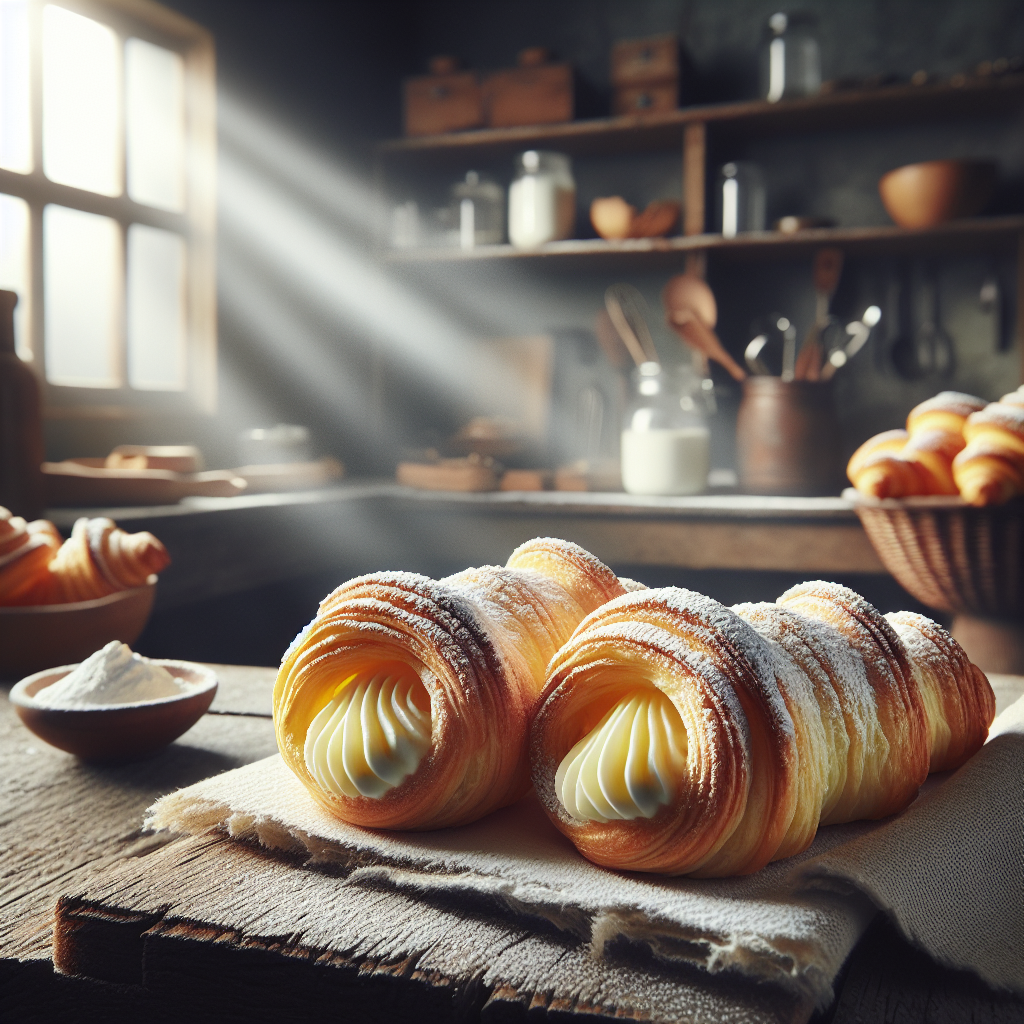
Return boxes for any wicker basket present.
[845,489,1024,618]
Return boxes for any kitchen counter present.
[46,482,885,610]
[2,668,1021,1024]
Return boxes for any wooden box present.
[612,81,680,115]
[611,34,680,86]
[483,63,573,128]
[610,34,680,116]
[404,70,483,137]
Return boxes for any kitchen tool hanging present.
[663,274,747,381]
[605,284,659,366]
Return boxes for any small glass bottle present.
[452,171,505,249]
[621,361,712,496]
[719,161,766,236]
[760,12,821,103]
[508,150,576,248]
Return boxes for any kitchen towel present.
[147,696,1024,1009]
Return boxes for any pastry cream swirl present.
[555,689,687,823]
[304,671,431,799]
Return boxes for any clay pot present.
[878,160,996,229]
[736,379,844,496]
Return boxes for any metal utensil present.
[745,334,771,375]
[916,263,955,377]
[821,305,881,379]
[889,262,923,379]
[980,274,1004,351]
[605,284,659,366]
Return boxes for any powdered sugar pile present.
[34,641,186,708]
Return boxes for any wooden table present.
[2,667,1021,1024]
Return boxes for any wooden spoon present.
[662,274,747,381]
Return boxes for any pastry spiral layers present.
[0,508,61,606]
[49,517,170,602]
[274,537,627,831]
[531,581,993,877]
[952,401,1024,506]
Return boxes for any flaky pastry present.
[0,508,62,606]
[530,581,993,877]
[847,392,985,498]
[274,538,628,830]
[48,517,170,602]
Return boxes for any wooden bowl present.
[0,584,156,681]
[878,160,996,229]
[9,661,218,761]
[845,489,1023,617]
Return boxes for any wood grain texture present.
[53,833,808,1024]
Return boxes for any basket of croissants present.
[845,387,1024,618]
[0,508,170,676]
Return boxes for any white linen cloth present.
[147,697,1024,1009]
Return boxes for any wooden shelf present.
[383,216,1024,268]
[378,75,1024,164]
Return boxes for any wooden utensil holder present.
[736,379,844,496]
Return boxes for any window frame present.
[0,0,216,418]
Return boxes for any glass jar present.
[760,12,821,103]
[452,171,505,249]
[621,361,712,496]
[508,150,576,248]
[719,161,766,236]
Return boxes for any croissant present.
[0,508,62,606]
[952,401,1024,506]
[530,581,993,877]
[48,516,171,602]
[847,392,986,498]
[274,538,628,831]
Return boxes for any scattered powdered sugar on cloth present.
[146,696,1024,1008]
[35,641,186,708]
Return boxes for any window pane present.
[42,5,120,196]
[127,224,185,390]
[126,38,185,212]
[44,205,121,387]
[0,0,31,173]
[0,193,30,359]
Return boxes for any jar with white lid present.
[508,150,576,248]
[621,361,712,496]
[452,171,505,248]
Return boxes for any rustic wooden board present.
[52,832,810,1024]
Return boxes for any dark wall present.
[47,1,1023,479]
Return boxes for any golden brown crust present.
[531,580,990,878]
[531,587,799,877]
[48,517,170,602]
[275,538,625,831]
[884,611,995,771]
[0,509,61,606]
[777,581,929,818]
[906,391,987,435]
[954,401,1024,505]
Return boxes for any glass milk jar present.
[508,150,576,248]
[621,362,712,496]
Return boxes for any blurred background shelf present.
[378,74,1024,164]
[383,215,1024,267]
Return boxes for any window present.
[0,0,215,417]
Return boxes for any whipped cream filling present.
[556,689,687,823]
[304,671,432,799]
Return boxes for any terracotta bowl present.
[9,661,218,761]
[845,489,1023,617]
[0,584,156,681]
[878,160,996,229]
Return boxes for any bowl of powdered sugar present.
[10,641,218,760]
